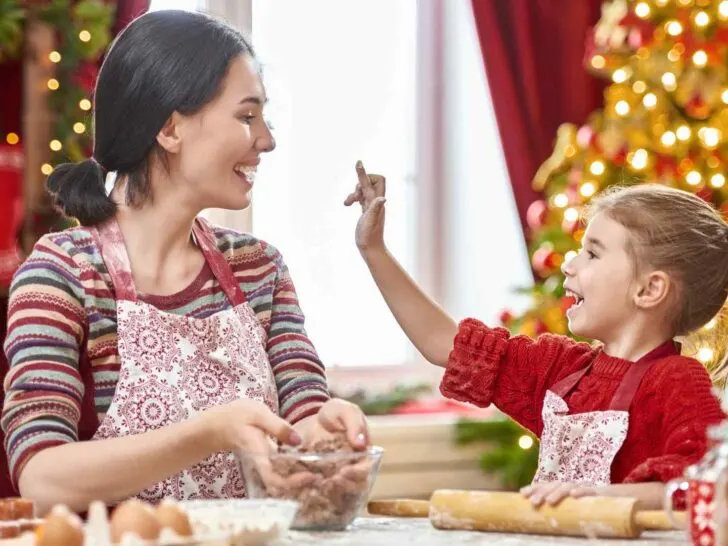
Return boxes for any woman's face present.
[169,54,275,211]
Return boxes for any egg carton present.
[0,498,298,546]
[84,501,234,546]
[0,534,34,546]
[35,501,238,546]
[180,499,299,545]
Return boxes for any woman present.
[2,10,368,515]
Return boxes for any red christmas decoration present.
[568,168,583,187]
[499,309,513,325]
[655,155,678,179]
[565,184,580,205]
[532,246,559,276]
[576,125,596,150]
[696,186,714,204]
[0,144,24,290]
[685,94,710,120]
[562,215,580,235]
[73,63,99,95]
[526,200,549,230]
[534,320,549,335]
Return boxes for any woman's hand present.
[344,161,387,254]
[304,398,370,450]
[303,399,373,493]
[521,482,598,506]
[202,400,317,492]
[201,399,301,454]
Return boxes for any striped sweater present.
[1,222,330,487]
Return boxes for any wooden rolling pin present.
[368,491,687,539]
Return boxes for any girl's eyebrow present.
[585,236,606,250]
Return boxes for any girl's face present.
[561,213,639,342]
[164,54,275,211]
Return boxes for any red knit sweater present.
[440,319,726,484]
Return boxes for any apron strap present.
[191,218,248,306]
[96,216,248,307]
[95,219,138,302]
[608,340,680,411]
[550,366,593,399]
[550,340,680,408]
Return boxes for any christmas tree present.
[502,0,728,386]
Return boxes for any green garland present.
[0,0,24,61]
[331,383,431,416]
[0,0,114,167]
[455,418,539,490]
[0,0,114,240]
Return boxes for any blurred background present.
[2,0,727,499]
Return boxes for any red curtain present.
[112,0,150,35]
[0,297,9,495]
[471,0,605,236]
[0,62,22,139]
[0,60,24,290]
[0,55,25,495]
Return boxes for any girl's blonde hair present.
[585,184,728,338]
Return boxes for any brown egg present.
[155,502,193,537]
[110,499,161,543]
[36,507,84,546]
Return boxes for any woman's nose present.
[257,123,276,153]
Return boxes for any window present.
[441,1,533,326]
[251,0,418,367]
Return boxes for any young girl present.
[345,162,726,510]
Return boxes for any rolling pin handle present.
[664,479,688,530]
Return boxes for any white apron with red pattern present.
[92,217,279,502]
[532,342,678,486]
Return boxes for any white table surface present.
[283,517,687,545]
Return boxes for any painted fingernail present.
[356,433,366,446]
[356,160,363,171]
[289,431,302,445]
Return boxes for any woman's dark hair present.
[46,10,255,226]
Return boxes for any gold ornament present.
[533,124,577,191]
[593,0,630,51]
[598,123,627,158]
[518,319,538,338]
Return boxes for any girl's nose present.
[561,255,575,277]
